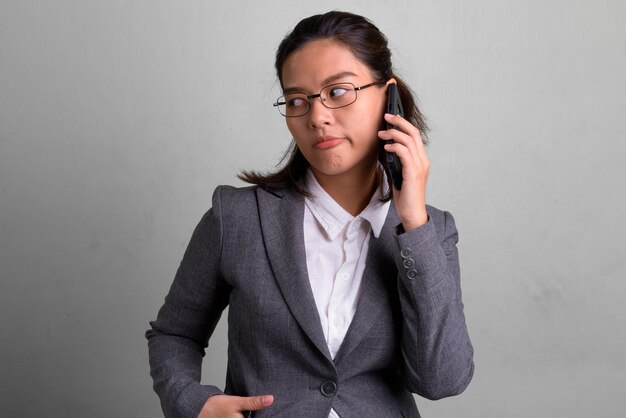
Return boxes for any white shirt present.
[302,169,390,418]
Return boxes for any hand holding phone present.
[383,84,404,190]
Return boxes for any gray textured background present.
[1,1,625,417]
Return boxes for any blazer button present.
[400,248,413,258]
[403,258,415,268]
[407,269,418,280]
[320,381,337,397]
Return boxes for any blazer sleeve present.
[393,208,474,400]
[145,187,231,418]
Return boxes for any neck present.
[312,164,380,216]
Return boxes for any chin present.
[313,155,344,173]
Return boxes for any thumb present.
[240,395,274,411]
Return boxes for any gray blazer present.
[146,185,474,418]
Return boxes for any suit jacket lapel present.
[256,187,332,362]
[334,205,399,364]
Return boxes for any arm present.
[146,188,231,417]
[394,210,474,399]
[379,113,474,399]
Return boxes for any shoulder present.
[211,184,298,211]
[212,184,256,205]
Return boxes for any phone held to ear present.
[384,84,404,190]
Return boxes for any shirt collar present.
[303,168,390,240]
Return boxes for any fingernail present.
[262,395,274,406]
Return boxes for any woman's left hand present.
[378,113,430,232]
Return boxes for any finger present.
[381,114,428,166]
[380,115,423,156]
[378,129,415,155]
[384,143,421,177]
[238,395,274,411]
[385,140,430,178]
[379,130,422,169]
[383,113,421,140]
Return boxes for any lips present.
[314,136,344,149]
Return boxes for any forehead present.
[281,39,373,90]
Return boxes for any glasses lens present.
[321,83,356,109]
[274,83,359,117]
[277,93,309,117]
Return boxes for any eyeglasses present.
[273,81,384,118]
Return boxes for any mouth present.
[313,135,345,149]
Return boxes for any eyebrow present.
[282,71,359,95]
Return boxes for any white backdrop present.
[1,1,625,417]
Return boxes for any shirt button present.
[403,258,415,268]
[401,248,412,258]
[407,269,418,280]
[341,272,350,280]
[320,381,337,397]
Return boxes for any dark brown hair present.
[239,11,429,196]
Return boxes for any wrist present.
[401,212,429,232]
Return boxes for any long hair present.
[239,11,429,197]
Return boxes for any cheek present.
[285,121,309,154]
[353,100,385,138]
[361,92,386,121]
[285,119,303,141]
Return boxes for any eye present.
[328,86,349,98]
[286,95,307,108]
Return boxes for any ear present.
[384,78,397,95]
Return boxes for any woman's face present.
[281,39,389,184]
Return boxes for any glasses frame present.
[273,81,385,118]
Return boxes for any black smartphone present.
[383,83,404,190]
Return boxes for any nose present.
[307,96,333,128]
